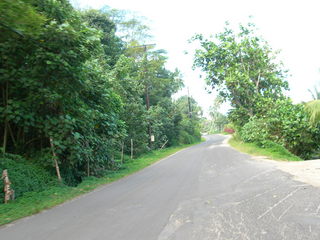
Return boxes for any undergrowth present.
[0,141,201,225]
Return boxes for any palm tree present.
[305,100,320,125]
[308,86,320,100]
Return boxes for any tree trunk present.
[2,122,7,153]
[145,85,150,110]
[121,142,124,165]
[131,139,133,159]
[87,160,90,177]
[49,138,62,182]
[2,81,9,153]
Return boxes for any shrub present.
[178,130,200,144]
[0,153,57,201]
[238,99,320,159]
[264,100,320,159]
[178,118,201,144]
[239,117,269,145]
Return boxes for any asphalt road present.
[1,135,320,239]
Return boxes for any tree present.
[140,51,183,149]
[0,1,203,190]
[0,0,125,183]
[306,83,320,125]
[240,99,320,158]
[0,0,45,154]
[308,86,320,100]
[100,6,152,46]
[0,0,45,39]
[306,100,320,125]
[175,96,202,144]
[208,97,228,133]
[109,55,149,155]
[193,22,289,125]
[81,9,124,66]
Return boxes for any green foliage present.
[81,9,124,66]
[179,122,201,144]
[204,97,228,133]
[0,0,129,185]
[240,117,270,144]
[0,0,202,195]
[0,0,204,213]
[193,20,319,159]
[100,6,152,45]
[264,100,320,158]
[0,0,46,38]
[0,153,57,199]
[239,100,320,159]
[305,100,320,125]
[193,22,288,125]
[175,96,202,144]
[1,3,110,183]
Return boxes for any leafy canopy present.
[193,22,289,125]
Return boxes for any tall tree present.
[0,0,45,39]
[208,97,228,133]
[81,9,124,66]
[0,0,125,183]
[193,22,289,125]
[175,96,202,144]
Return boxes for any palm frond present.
[305,100,320,124]
[308,86,320,100]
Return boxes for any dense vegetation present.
[194,22,320,159]
[0,0,201,200]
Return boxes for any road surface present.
[1,135,320,239]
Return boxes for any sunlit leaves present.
[193,22,289,125]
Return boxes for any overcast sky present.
[72,0,320,116]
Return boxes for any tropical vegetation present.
[0,0,202,203]
[193,22,320,160]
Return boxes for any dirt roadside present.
[223,135,320,188]
[273,159,320,187]
[253,156,320,187]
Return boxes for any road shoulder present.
[224,135,320,188]
[253,156,320,188]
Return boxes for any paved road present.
[1,135,320,239]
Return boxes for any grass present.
[228,137,302,162]
[0,141,201,226]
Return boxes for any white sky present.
[72,0,320,117]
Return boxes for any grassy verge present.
[228,137,302,161]
[0,141,201,226]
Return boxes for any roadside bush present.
[238,99,320,159]
[239,117,269,145]
[0,153,57,201]
[178,118,201,144]
[264,100,320,159]
[179,130,199,144]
